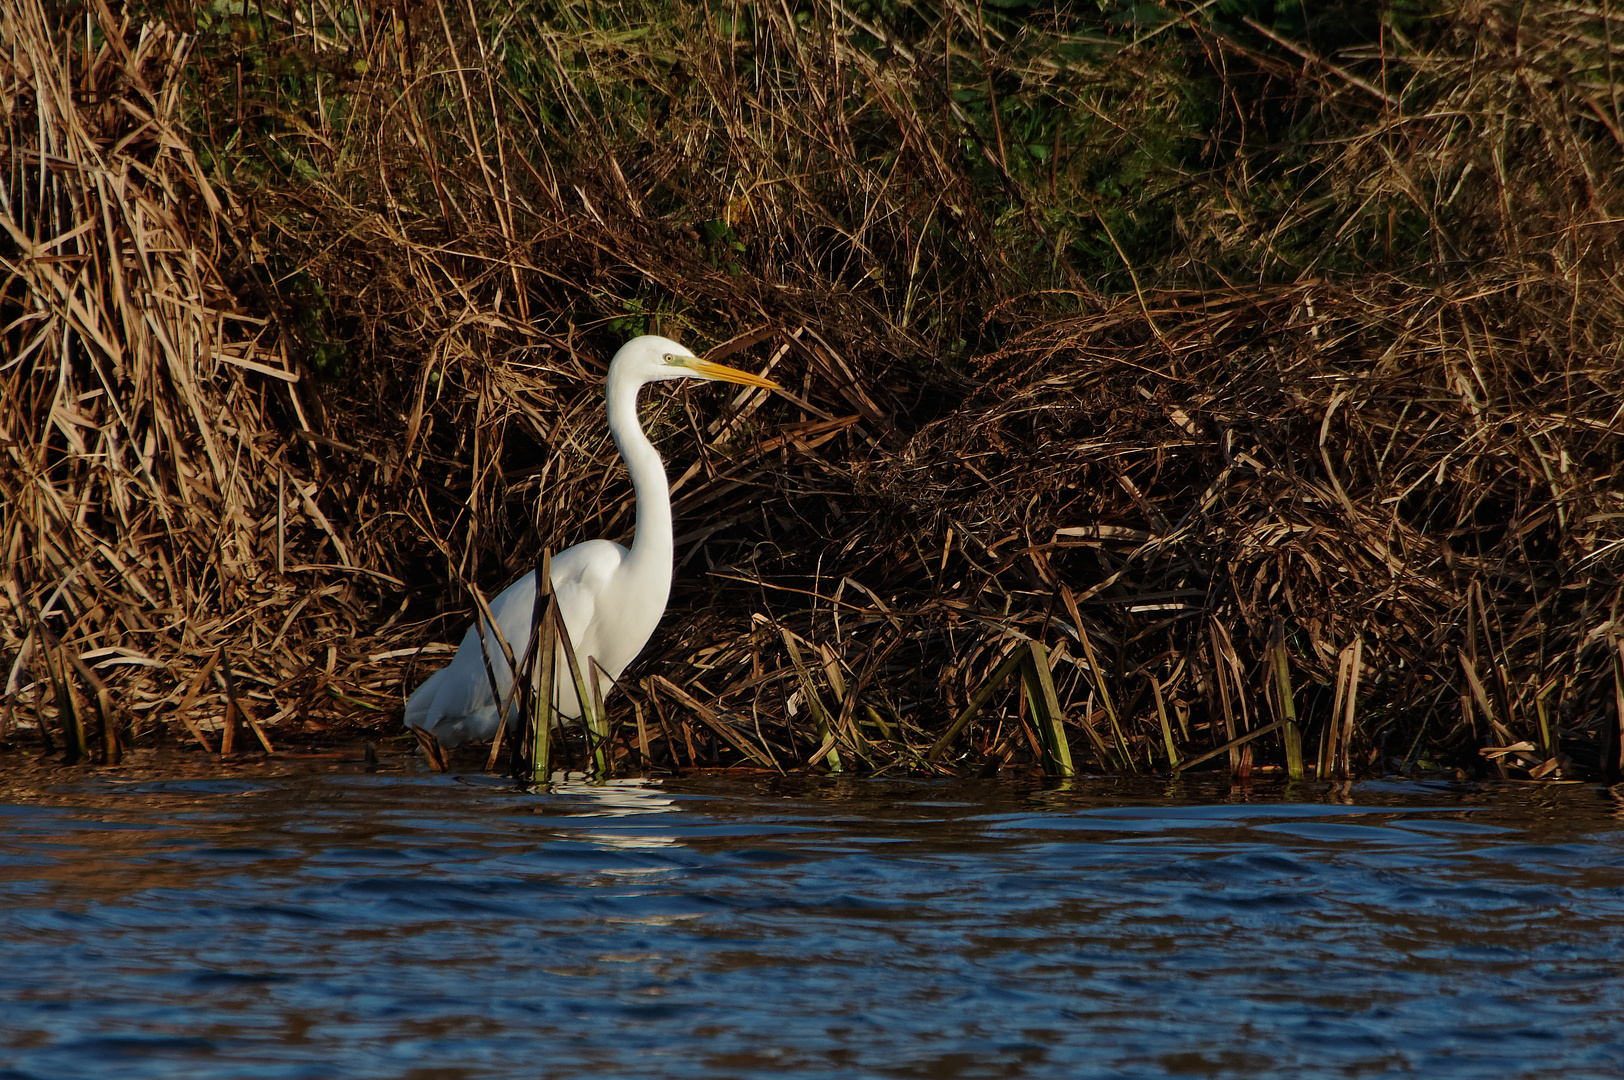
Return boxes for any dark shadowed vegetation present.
[3,0,1623,782]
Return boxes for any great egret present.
[404,335,780,748]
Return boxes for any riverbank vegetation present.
[3,0,1622,782]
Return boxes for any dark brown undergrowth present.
[3,0,1622,781]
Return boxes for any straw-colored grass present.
[3,0,1622,782]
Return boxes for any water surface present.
[2,758,1622,1079]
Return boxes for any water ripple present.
[1,771,1622,1079]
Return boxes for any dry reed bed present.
[2,0,1622,781]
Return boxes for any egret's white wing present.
[404,540,627,747]
[403,570,538,747]
[545,540,628,717]
[548,540,623,644]
[402,664,449,729]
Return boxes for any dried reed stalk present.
[3,1,1621,783]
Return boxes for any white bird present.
[404,335,780,748]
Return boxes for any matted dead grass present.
[3,0,1622,781]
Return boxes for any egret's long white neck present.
[605,363,674,587]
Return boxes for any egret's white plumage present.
[404,335,779,748]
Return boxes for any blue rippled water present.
[1,764,1622,1079]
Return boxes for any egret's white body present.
[404,335,778,748]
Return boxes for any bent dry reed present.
[2,0,1622,782]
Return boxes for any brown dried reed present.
[3,0,1622,782]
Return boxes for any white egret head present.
[611,334,781,389]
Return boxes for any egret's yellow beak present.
[679,357,781,390]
